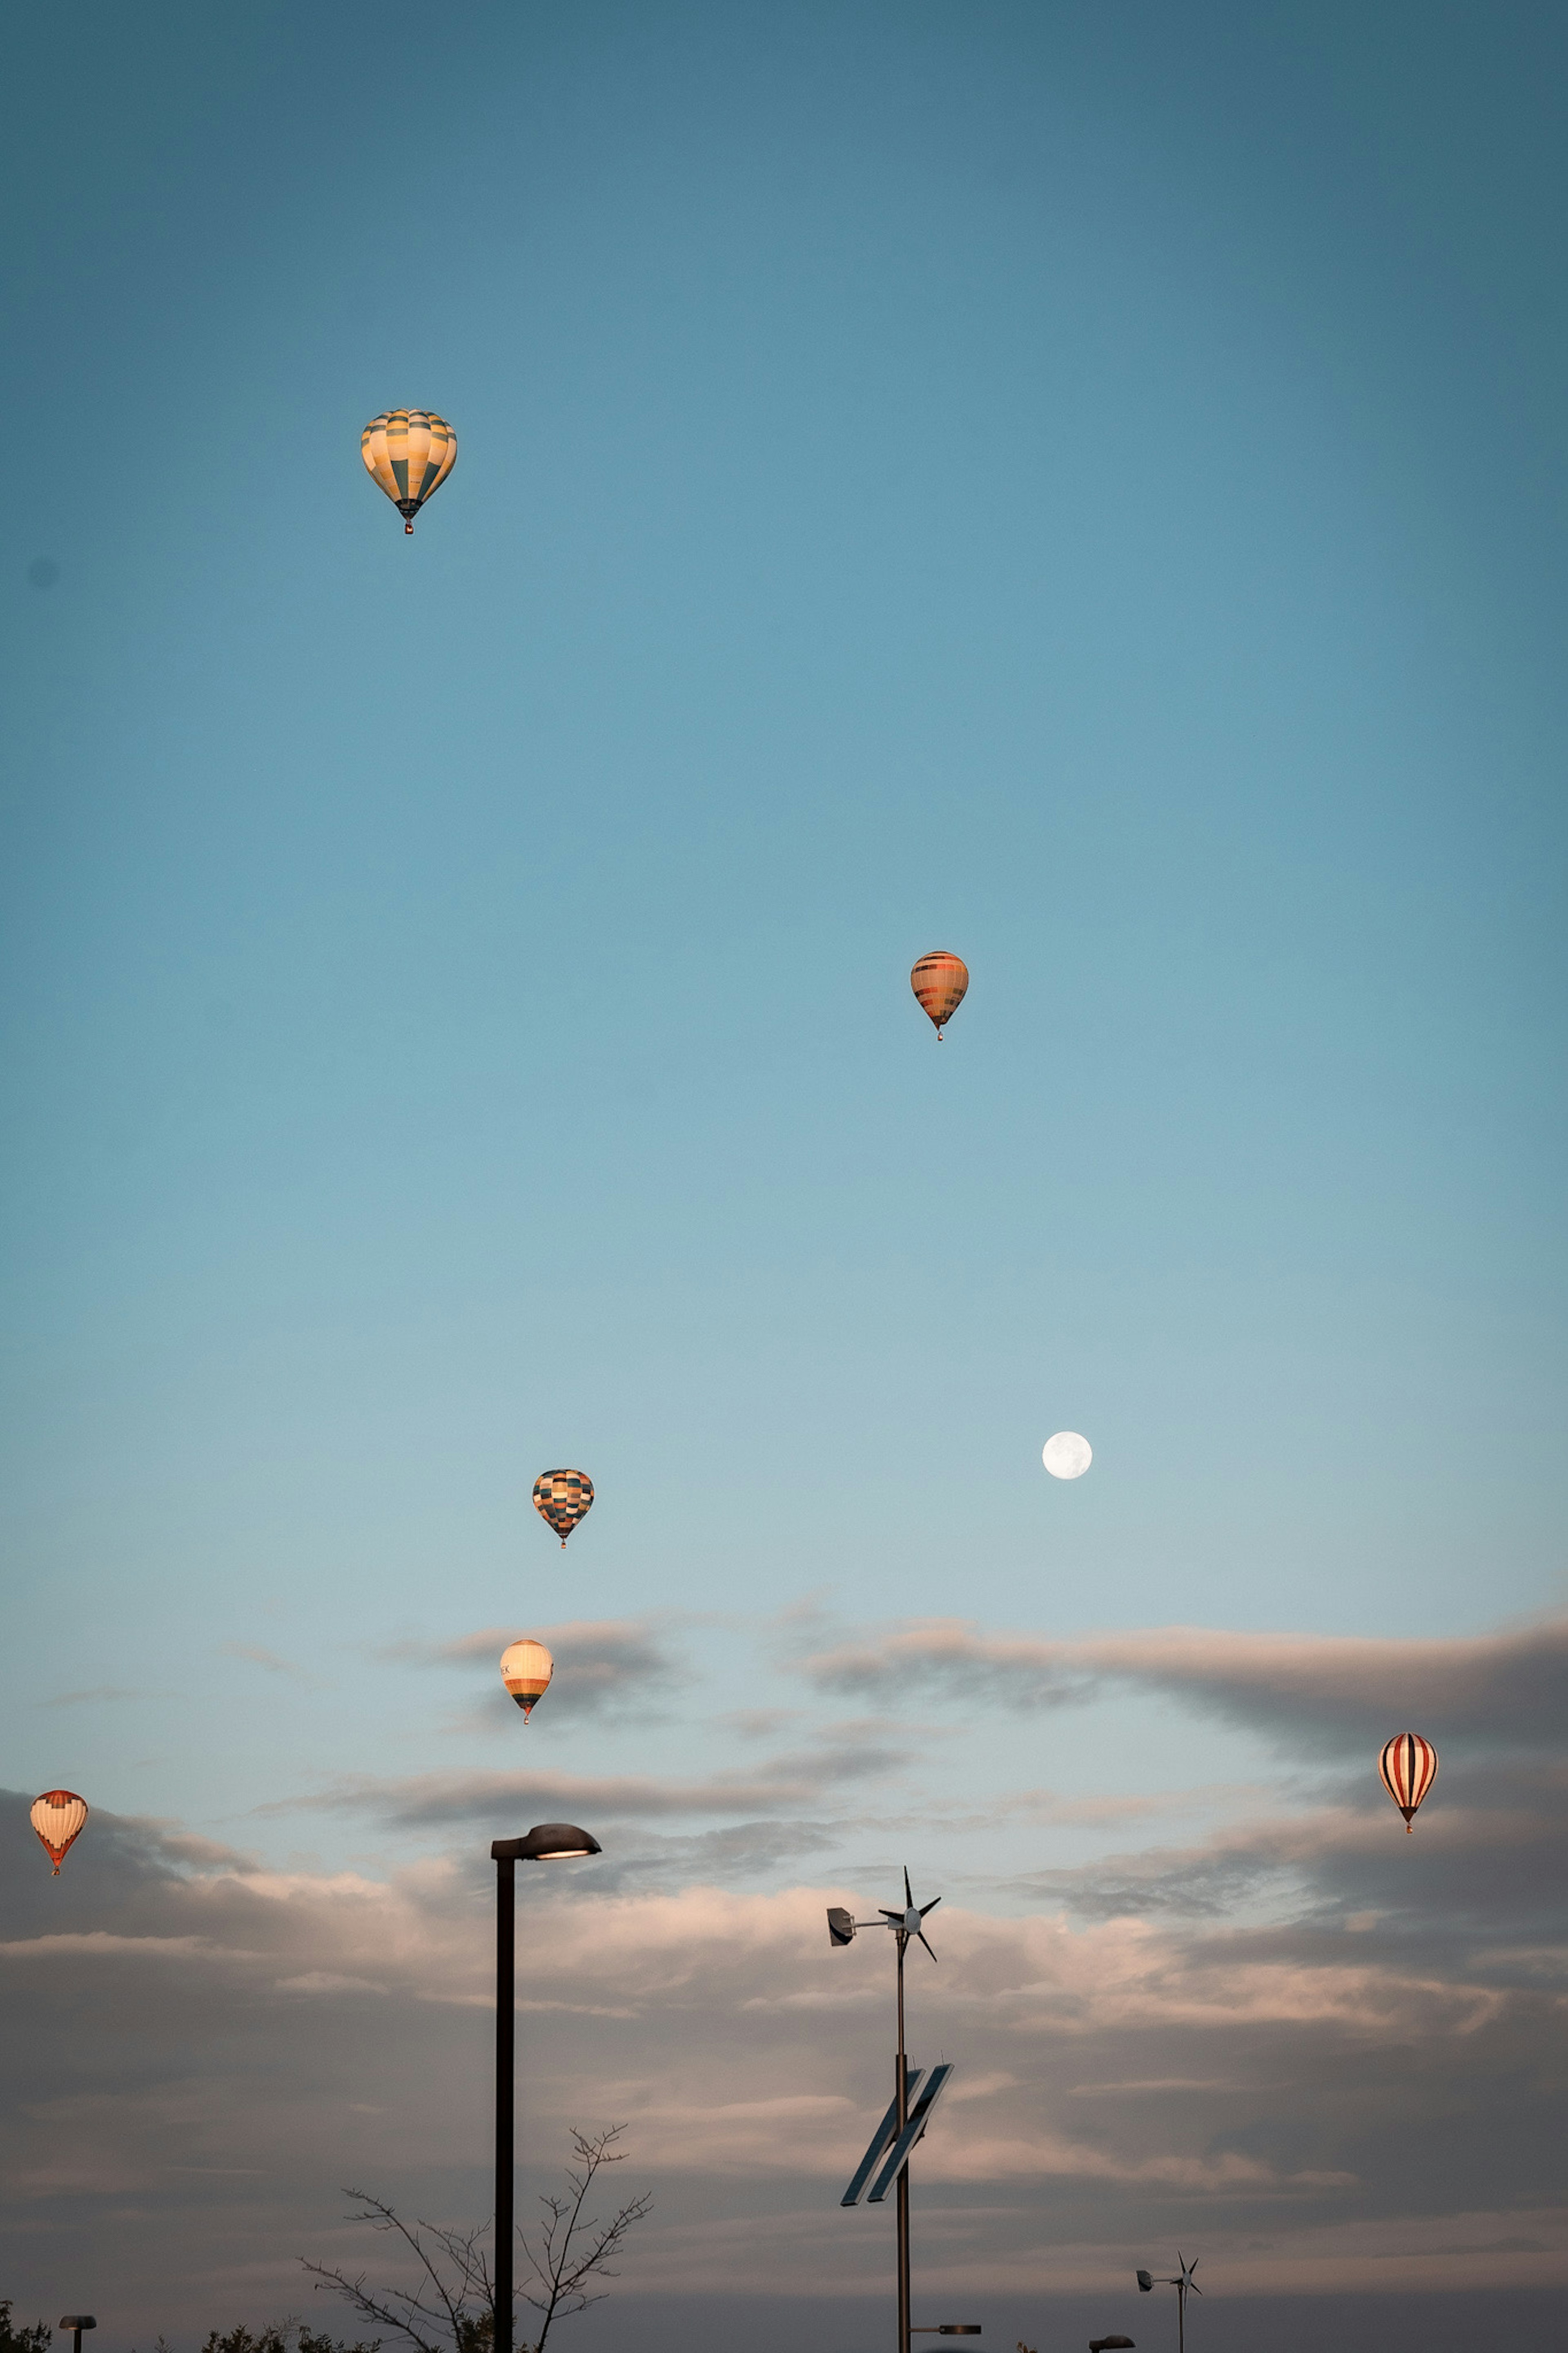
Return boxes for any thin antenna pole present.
[895,1926,910,2353]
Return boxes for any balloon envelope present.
[910,950,969,1037]
[500,1637,555,1721]
[1379,1732,1438,1830]
[361,410,457,533]
[532,1469,594,1547]
[31,1790,88,1875]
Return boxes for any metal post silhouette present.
[895,1922,910,2353]
[494,1848,516,2353]
[492,1826,601,2353]
[830,1872,945,2353]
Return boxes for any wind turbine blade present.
[904,1866,913,1907]
[919,1896,942,1917]
[915,1931,938,1962]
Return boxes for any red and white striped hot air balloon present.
[910,950,969,1040]
[500,1638,554,1722]
[1379,1733,1438,1831]
[30,1790,88,1875]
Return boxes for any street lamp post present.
[58,2320,95,2353]
[491,1823,601,2353]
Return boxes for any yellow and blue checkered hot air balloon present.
[361,410,457,534]
[532,1469,594,1548]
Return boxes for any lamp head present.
[492,1823,601,1862]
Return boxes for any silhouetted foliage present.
[198,2328,380,2353]
[302,2126,651,2353]
[0,2304,51,2353]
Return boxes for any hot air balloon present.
[532,1468,594,1548]
[361,410,457,534]
[1379,1732,1438,1831]
[910,950,969,1039]
[499,1637,555,1721]
[30,1790,88,1875]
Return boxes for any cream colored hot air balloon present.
[500,1638,555,1722]
[361,410,457,534]
[30,1789,88,1875]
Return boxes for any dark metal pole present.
[895,1929,910,2353]
[1176,2280,1185,2353]
[495,1851,515,2353]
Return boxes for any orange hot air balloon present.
[532,1468,594,1547]
[500,1637,555,1722]
[910,950,969,1039]
[30,1790,88,1875]
[361,410,457,534]
[1379,1733,1438,1831]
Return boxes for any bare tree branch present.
[301,2131,650,2353]
[518,2128,653,2353]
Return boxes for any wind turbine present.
[1137,2255,1201,2353]
[829,1871,952,2353]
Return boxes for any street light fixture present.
[59,2321,96,2353]
[491,1824,601,2353]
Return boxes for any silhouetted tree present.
[0,2304,51,2353]
[301,2126,651,2353]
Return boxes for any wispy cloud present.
[380,1617,687,1718]
[800,1616,1568,1751]
[43,1685,140,1707]
[221,1642,317,1686]
[2,1794,1564,2328]
[258,1729,906,1829]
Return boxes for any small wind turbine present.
[1136,2255,1201,2353]
[829,1870,950,2353]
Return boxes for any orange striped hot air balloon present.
[532,1469,594,1548]
[500,1637,555,1722]
[361,410,457,534]
[1379,1733,1438,1831]
[30,1790,88,1875]
[910,950,969,1039]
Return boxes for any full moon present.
[1042,1430,1092,1479]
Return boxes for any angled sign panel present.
[867,2062,953,2203]
[842,2068,924,2207]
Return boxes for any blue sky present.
[2,4,1566,2343]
